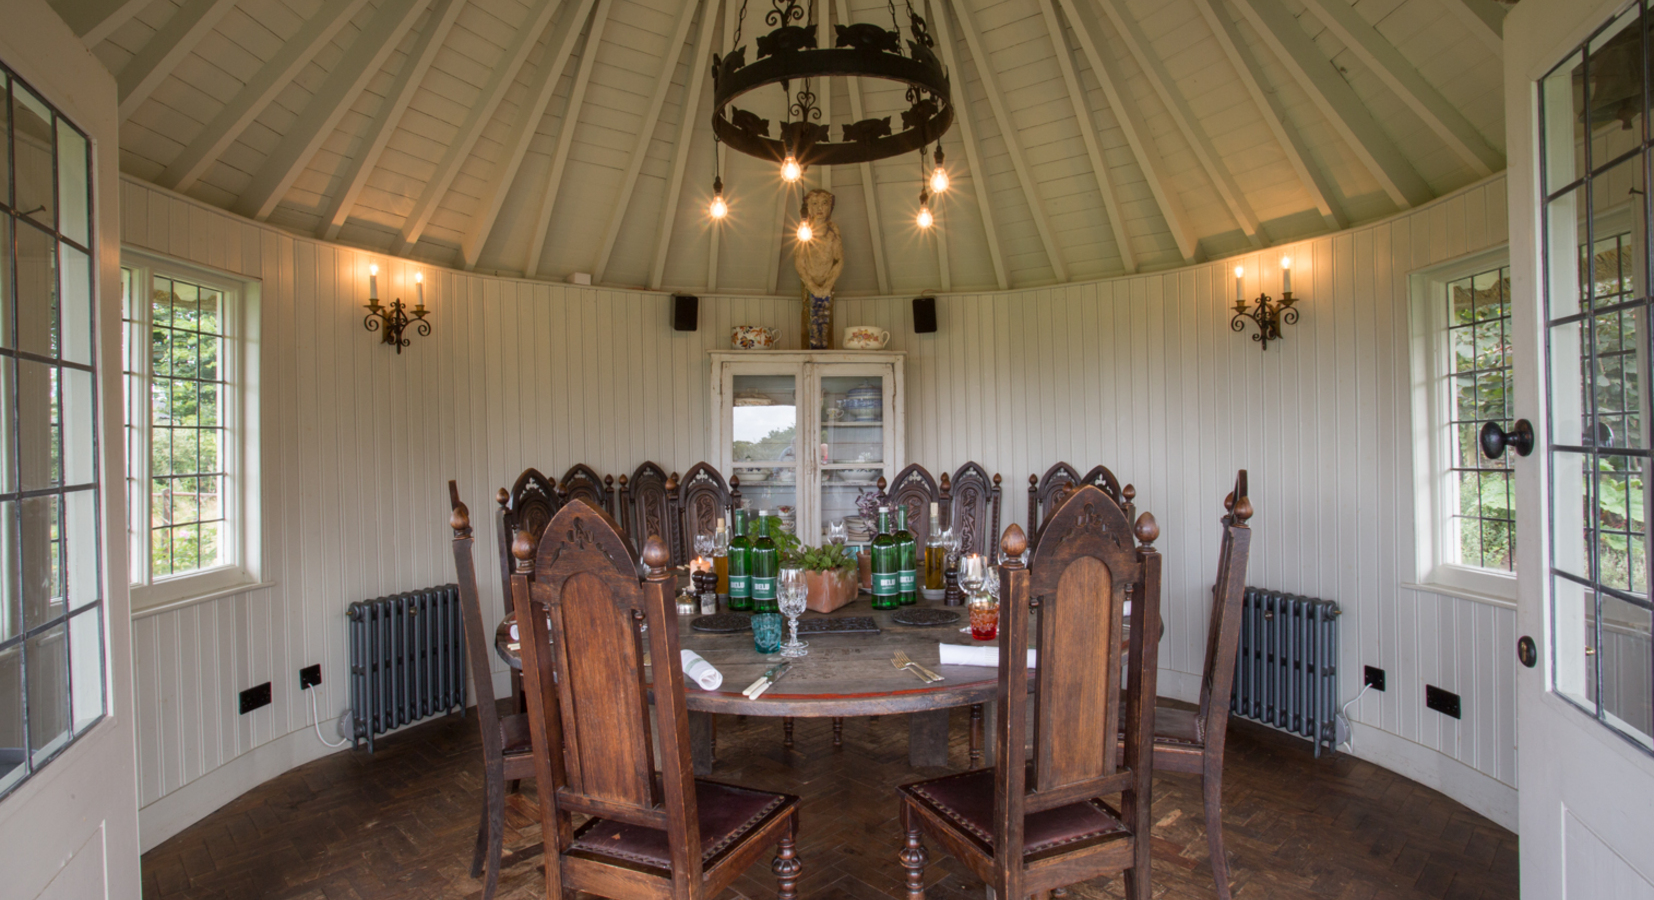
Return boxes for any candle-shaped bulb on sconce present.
[415,271,425,311]
[369,264,379,301]
[1280,256,1292,294]
[1234,265,1244,303]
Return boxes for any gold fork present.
[893,649,944,682]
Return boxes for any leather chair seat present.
[500,714,534,756]
[570,780,795,872]
[900,769,1128,860]
[1149,707,1204,747]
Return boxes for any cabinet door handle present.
[1480,420,1535,459]
[1517,635,1537,668]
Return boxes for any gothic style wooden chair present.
[885,463,941,546]
[508,499,802,900]
[1081,464,1135,522]
[941,462,1002,557]
[448,482,542,900]
[618,460,673,554]
[1120,470,1252,900]
[1026,462,1081,547]
[496,467,560,616]
[669,462,739,567]
[558,462,614,515]
[898,487,1163,900]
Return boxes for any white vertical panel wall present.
[120,170,1517,850]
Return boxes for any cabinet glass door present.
[731,373,798,524]
[816,371,892,543]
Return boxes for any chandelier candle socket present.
[1230,258,1302,351]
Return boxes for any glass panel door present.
[730,372,798,527]
[817,371,891,544]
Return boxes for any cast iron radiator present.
[1229,587,1340,757]
[348,585,467,752]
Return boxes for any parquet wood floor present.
[141,705,1518,900]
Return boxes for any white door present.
[1507,1,1654,895]
[0,3,140,899]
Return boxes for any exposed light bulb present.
[930,166,949,194]
[414,271,423,283]
[797,221,813,242]
[1233,265,1245,278]
[369,264,379,276]
[917,193,933,228]
[1280,255,1292,270]
[781,155,801,183]
[710,196,728,219]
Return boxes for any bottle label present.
[753,577,777,602]
[898,570,917,593]
[873,571,898,596]
[729,574,751,597]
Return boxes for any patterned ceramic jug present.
[731,325,778,349]
[842,325,890,349]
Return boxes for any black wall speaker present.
[672,293,699,331]
[912,296,938,334]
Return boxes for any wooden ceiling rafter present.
[62,0,152,47]
[393,0,564,257]
[523,0,616,277]
[1229,0,1432,210]
[1096,0,1266,248]
[460,0,602,271]
[946,0,1070,283]
[1447,0,1504,58]
[1058,0,1201,263]
[836,0,893,295]
[116,0,241,120]
[927,0,1007,291]
[234,0,430,222]
[1299,0,1503,176]
[1192,0,1346,231]
[649,0,723,291]
[317,0,465,241]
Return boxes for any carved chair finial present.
[1000,523,1027,563]
[643,535,672,575]
[447,480,472,537]
[1123,483,1136,503]
[1133,511,1159,548]
[511,525,535,572]
[1231,495,1254,525]
[496,486,509,508]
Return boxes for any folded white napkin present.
[680,650,723,691]
[938,643,1038,668]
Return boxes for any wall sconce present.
[363,265,430,354]
[1230,257,1300,351]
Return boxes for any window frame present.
[121,252,263,613]
[1410,247,1521,606]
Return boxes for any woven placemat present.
[892,608,962,627]
[690,613,751,633]
[796,616,880,635]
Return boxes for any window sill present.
[131,577,275,619]
[1401,581,1518,611]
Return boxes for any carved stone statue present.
[793,188,843,349]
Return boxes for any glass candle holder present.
[968,594,999,641]
[752,613,785,654]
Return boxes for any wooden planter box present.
[806,568,859,613]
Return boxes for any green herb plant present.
[796,542,858,575]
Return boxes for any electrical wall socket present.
[1364,666,1386,691]
[299,665,321,690]
[1425,684,1462,719]
[239,682,272,715]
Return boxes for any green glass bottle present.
[895,507,918,606]
[728,508,752,611]
[871,507,900,609]
[751,510,779,613]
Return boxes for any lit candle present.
[1281,256,1292,294]
[415,271,425,308]
[369,264,379,300]
[1234,265,1244,302]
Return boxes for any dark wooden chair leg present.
[969,704,983,767]
[783,716,795,748]
[1204,768,1232,900]
[900,804,927,900]
[481,769,505,900]
[507,683,523,794]
[773,813,802,900]
[470,799,488,878]
[833,716,844,747]
[710,714,718,762]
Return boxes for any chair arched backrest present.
[942,462,1001,556]
[671,462,734,566]
[886,463,940,546]
[1027,462,1081,543]
[449,482,506,773]
[618,461,673,554]
[496,467,560,614]
[559,464,613,515]
[1197,471,1253,744]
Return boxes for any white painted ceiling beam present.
[1057,0,1200,262]
[459,0,600,270]
[945,0,1069,282]
[1230,0,1431,209]
[116,0,239,120]
[1300,0,1502,175]
[56,0,151,47]
[1096,0,1265,247]
[394,0,564,257]
[834,0,892,295]
[1446,0,1504,58]
[160,0,372,194]
[523,0,615,276]
[927,0,1006,291]
[1192,0,1344,231]
[649,0,722,291]
[234,0,429,222]
[1036,0,1135,272]
[318,0,463,241]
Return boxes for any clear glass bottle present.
[751,510,779,613]
[895,507,918,606]
[923,502,945,592]
[871,507,900,609]
[728,509,752,611]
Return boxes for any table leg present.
[908,710,950,767]
[689,711,714,775]
[981,701,997,766]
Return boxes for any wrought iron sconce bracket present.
[1230,291,1299,351]
[363,297,430,354]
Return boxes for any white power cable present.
[306,685,351,748]
[1336,683,1373,753]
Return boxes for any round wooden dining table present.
[495,595,1030,772]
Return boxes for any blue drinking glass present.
[752,613,784,654]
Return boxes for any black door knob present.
[1480,420,1535,459]
[1517,635,1537,669]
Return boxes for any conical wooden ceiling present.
[60,0,1511,294]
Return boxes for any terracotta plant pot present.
[806,568,859,613]
[859,551,872,591]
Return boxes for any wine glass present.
[777,565,810,658]
[694,532,715,563]
[958,554,988,595]
[827,518,847,546]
